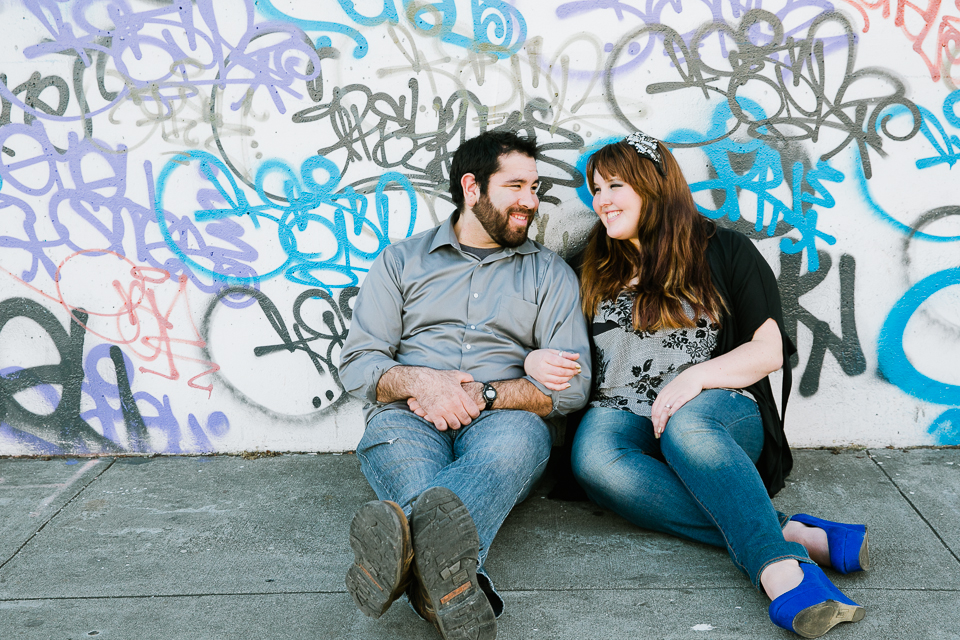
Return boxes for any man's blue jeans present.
[356,408,553,615]
[572,389,811,589]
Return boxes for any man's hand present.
[394,368,481,431]
[408,379,484,428]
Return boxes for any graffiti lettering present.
[605,11,921,179]
[778,251,867,396]
[200,286,356,417]
[842,0,960,83]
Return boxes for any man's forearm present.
[379,366,482,430]
[376,365,425,404]
[464,379,552,417]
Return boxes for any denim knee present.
[661,414,729,470]
[660,392,762,469]
[571,408,651,496]
[464,410,552,495]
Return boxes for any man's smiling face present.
[472,151,540,248]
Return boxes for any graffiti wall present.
[0,0,957,455]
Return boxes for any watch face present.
[484,387,496,400]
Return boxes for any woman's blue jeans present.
[356,408,553,616]
[572,389,811,589]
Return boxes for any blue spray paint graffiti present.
[852,91,960,241]
[929,409,960,445]
[257,0,528,59]
[877,266,960,405]
[852,149,960,242]
[875,90,960,170]
[670,99,842,272]
[154,150,417,290]
[575,102,843,272]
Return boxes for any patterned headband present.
[625,130,667,178]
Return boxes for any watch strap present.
[482,382,497,411]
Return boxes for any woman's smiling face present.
[592,171,643,248]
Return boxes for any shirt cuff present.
[364,360,402,404]
[524,375,561,419]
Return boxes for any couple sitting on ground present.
[338,130,869,640]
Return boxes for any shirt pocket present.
[491,296,538,348]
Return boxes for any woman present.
[525,133,868,638]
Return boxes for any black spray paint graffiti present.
[200,286,357,420]
[605,10,922,179]
[777,250,866,397]
[0,298,121,452]
[285,79,584,206]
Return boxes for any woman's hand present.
[650,367,706,438]
[524,349,582,391]
[650,318,783,438]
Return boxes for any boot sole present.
[346,500,410,618]
[793,600,866,638]
[411,487,496,640]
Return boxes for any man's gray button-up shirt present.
[339,216,591,428]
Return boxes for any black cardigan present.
[706,227,797,497]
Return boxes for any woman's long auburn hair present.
[580,139,726,330]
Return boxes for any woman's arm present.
[650,317,782,437]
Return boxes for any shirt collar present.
[427,215,540,258]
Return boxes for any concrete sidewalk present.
[0,449,957,639]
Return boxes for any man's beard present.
[473,193,535,248]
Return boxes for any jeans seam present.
[514,454,549,504]
[670,469,751,577]
[356,446,390,504]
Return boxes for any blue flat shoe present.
[791,513,869,574]
[769,563,865,638]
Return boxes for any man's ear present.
[461,173,480,208]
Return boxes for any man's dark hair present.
[449,130,539,218]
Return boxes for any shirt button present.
[465,344,472,350]
[473,293,479,298]
[470,325,476,330]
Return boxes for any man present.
[338,130,590,640]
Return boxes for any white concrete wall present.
[1,0,958,455]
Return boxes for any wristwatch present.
[482,382,497,411]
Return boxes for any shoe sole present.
[793,600,866,638]
[858,527,870,572]
[411,487,496,640]
[346,500,410,618]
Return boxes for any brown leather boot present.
[409,487,496,640]
[345,500,414,618]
